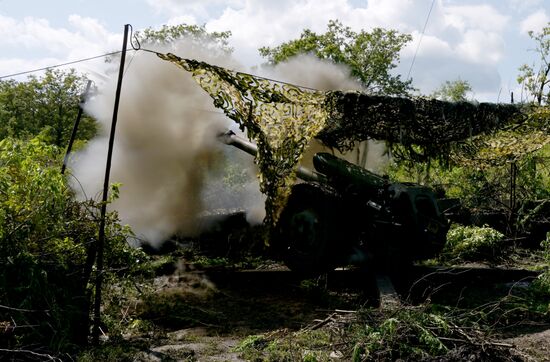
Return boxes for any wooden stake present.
[92,24,130,346]
[61,80,92,174]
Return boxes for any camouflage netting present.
[158,53,327,225]
[158,52,527,224]
[320,92,524,161]
[450,106,550,168]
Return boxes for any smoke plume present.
[70,44,379,247]
[260,55,387,171]
[71,40,259,245]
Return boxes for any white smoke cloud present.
[70,42,377,246]
[259,54,387,172]
[259,54,363,91]
[70,39,265,245]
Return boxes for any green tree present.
[432,79,472,102]
[259,20,413,95]
[135,23,233,53]
[0,69,96,146]
[517,24,550,105]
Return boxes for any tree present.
[0,69,96,146]
[517,24,550,105]
[259,20,413,95]
[135,23,233,53]
[432,79,472,102]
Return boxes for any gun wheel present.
[275,183,339,274]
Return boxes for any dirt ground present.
[115,259,550,362]
[503,328,550,362]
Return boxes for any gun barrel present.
[219,130,326,183]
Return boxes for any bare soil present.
[115,258,550,362]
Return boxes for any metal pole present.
[61,80,92,174]
[509,161,517,235]
[92,24,130,345]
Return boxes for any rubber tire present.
[275,183,340,275]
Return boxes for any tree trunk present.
[536,63,550,105]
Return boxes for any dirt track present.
[124,262,548,361]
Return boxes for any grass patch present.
[442,224,506,261]
[235,295,549,362]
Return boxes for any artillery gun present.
[220,130,449,274]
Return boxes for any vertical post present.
[509,91,516,235]
[509,161,517,234]
[92,24,130,345]
[62,80,92,174]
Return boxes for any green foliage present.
[259,20,413,95]
[352,309,449,360]
[535,232,550,294]
[135,23,233,53]
[517,24,550,105]
[385,127,549,215]
[235,329,331,361]
[443,225,505,261]
[234,334,268,352]
[0,135,92,350]
[0,134,77,259]
[0,69,96,146]
[432,79,472,102]
[77,344,142,362]
[0,135,147,354]
[235,308,454,361]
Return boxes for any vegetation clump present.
[442,225,506,262]
[534,232,550,295]
[233,305,528,362]
[0,134,152,355]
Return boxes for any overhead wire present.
[128,23,321,92]
[406,0,436,81]
[1,23,320,92]
[0,51,127,80]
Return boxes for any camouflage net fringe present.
[320,92,525,162]
[158,53,527,224]
[158,53,327,225]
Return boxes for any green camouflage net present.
[319,92,525,162]
[450,106,550,168]
[158,53,527,224]
[158,53,328,225]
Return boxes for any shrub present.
[535,232,550,295]
[0,135,144,354]
[442,225,505,261]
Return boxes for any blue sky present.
[0,0,549,102]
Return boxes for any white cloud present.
[0,14,120,78]
[444,4,509,33]
[206,0,354,66]
[0,57,59,79]
[456,30,505,64]
[402,32,453,58]
[0,0,525,103]
[508,0,544,13]
[146,0,245,20]
[519,9,549,34]
[166,15,199,26]
[203,0,446,67]
[0,15,78,54]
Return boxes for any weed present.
[235,329,331,361]
[442,224,506,261]
[535,232,550,293]
[77,344,141,362]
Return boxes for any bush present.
[442,225,505,261]
[535,232,550,294]
[0,135,144,354]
